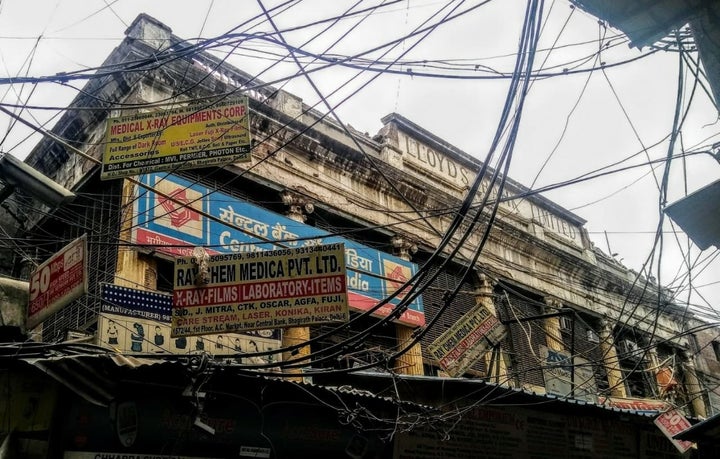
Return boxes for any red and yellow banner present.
[172,243,348,337]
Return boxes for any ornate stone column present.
[279,190,314,379]
[280,189,313,223]
[543,298,565,352]
[645,346,664,397]
[598,319,627,398]
[681,351,707,418]
[115,179,156,290]
[391,235,424,375]
[391,236,417,261]
[475,274,508,383]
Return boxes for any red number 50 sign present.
[654,409,694,453]
[27,235,88,329]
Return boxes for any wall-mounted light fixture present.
[0,153,75,207]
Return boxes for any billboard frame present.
[101,97,251,180]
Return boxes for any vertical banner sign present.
[653,409,694,453]
[172,243,349,337]
[27,235,88,329]
[427,304,506,377]
[101,97,251,180]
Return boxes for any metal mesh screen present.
[311,312,398,370]
[560,314,610,394]
[19,177,123,342]
[494,289,546,387]
[419,266,486,375]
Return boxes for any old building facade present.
[2,12,720,458]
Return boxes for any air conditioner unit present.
[559,316,572,331]
[618,339,640,359]
[586,329,599,343]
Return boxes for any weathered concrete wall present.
[0,276,29,329]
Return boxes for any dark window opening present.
[712,341,720,362]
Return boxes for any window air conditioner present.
[559,315,572,331]
[618,339,639,359]
[586,329,599,343]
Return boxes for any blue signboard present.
[101,283,172,322]
[99,283,282,341]
[132,173,424,326]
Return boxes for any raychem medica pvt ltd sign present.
[427,303,506,377]
[172,243,349,337]
[27,235,88,329]
[427,304,505,377]
[132,173,424,327]
[101,97,250,180]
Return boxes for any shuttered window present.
[494,289,545,387]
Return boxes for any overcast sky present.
[1,0,718,317]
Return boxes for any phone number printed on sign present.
[101,97,251,180]
[172,243,349,337]
[654,409,694,453]
[27,235,88,329]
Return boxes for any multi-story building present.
[1,13,719,458]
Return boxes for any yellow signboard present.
[101,97,250,180]
[172,243,349,337]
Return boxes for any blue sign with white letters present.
[132,173,424,326]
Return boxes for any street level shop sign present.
[133,173,424,327]
[653,409,693,453]
[427,303,506,377]
[27,235,88,330]
[101,97,250,180]
[65,453,223,459]
[98,283,281,358]
[172,243,349,337]
[597,396,671,415]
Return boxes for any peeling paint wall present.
[0,276,29,329]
